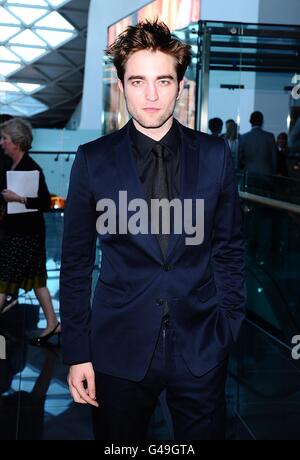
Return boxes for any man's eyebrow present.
[127,75,145,81]
[127,75,175,81]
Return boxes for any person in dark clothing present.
[0,114,17,311]
[276,132,289,176]
[60,20,245,441]
[0,115,13,231]
[0,118,60,343]
[208,117,223,137]
[238,111,277,175]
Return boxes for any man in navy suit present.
[60,20,246,440]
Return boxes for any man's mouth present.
[143,108,161,113]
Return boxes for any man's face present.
[119,50,184,133]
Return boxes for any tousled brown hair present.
[106,19,192,83]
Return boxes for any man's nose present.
[145,83,158,101]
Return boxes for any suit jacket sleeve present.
[60,145,97,364]
[269,133,278,174]
[211,140,246,342]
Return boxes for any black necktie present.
[152,143,169,258]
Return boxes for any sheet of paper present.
[6,170,39,214]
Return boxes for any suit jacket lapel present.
[113,123,163,262]
[112,121,200,262]
[166,122,199,260]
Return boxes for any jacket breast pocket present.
[195,277,217,302]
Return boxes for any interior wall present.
[79,0,149,131]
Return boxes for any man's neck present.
[133,117,174,141]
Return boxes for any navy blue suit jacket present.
[60,120,246,380]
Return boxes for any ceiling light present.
[7,6,48,25]
[0,62,22,76]
[9,28,47,46]
[11,95,48,116]
[35,29,74,47]
[0,45,21,61]
[35,11,74,30]
[46,0,69,8]
[6,0,48,6]
[0,81,20,92]
[16,82,43,93]
[0,25,21,41]
[0,5,21,23]
[10,45,47,62]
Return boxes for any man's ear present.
[176,79,185,100]
[118,79,124,94]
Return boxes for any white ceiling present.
[0,0,90,126]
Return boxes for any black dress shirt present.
[129,118,181,206]
[129,119,180,317]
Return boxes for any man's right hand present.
[67,362,99,407]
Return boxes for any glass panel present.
[243,172,300,205]
[0,92,22,103]
[10,45,46,62]
[9,29,47,46]
[34,11,74,30]
[7,0,48,6]
[16,82,43,93]
[0,81,20,92]
[0,106,23,115]
[243,197,300,345]
[0,44,21,61]
[198,21,300,161]
[0,62,22,76]
[46,0,69,8]
[35,29,74,47]
[0,5,21,23]
[7,6,48,25]
[11,96,48,116]
[0,25,21,41]
[236,171,300,345]
[234,320,300,440]
[13,45,46,62]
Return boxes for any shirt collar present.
[129,118,179,160]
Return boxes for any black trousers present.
[92,320,228,440]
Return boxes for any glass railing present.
[237,172,300,345]
[237,171,300,205]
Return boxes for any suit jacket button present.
[162,264,172,271]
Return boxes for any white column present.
[79,0,148,131]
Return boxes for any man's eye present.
[159,80,170,86]
[132,80,142,86]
